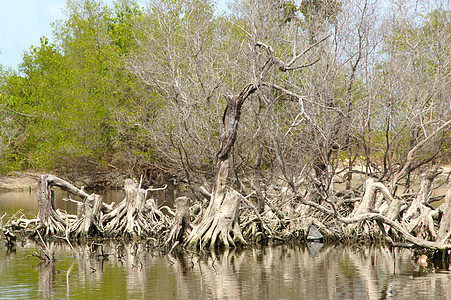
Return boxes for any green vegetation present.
[0,0,147,174]
[0,0,449,185]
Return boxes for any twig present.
[36,230,55,261]
[146,184,168,192]
[392,119,451,187]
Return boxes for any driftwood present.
[1,228,16,248]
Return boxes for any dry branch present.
[392,119,451,188]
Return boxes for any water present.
[0,189,173,217]
[1,242,450,299]
[1,191,451,299]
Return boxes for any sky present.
[0,0,229,71]
[0,0,149,70]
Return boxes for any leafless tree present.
[125,0,451,249]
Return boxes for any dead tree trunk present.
[402,168,441,239]
[103,179,167,238]
[346,177,401,239]
[186,84,256,249]
[350,178,399,220]
[124,179,147,236]
[36,174,102,237]
[37,175,71,236]
[70,194,103,238]
[166,196,191,249]
[437,182,451,243]
[185,39,331,249]
[350,178,378,217]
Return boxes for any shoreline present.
[0,172,39,192]
[1,165,449,192]
[0,170,127,192]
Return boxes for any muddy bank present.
[0,170,131,192]
[0,173,39,192]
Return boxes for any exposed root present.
[102,179,169,239]
[3,167,451,256]
[186,190,246,249]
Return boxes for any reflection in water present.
[39,260,55,299]
[1,241,451,299]
[307,242,323,255]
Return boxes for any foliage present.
[0,0,449,182]
[0,0,146,173]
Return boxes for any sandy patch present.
[0,173,39,191]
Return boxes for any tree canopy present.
[0,0,449,184]
[0,0,451,251]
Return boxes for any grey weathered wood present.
[437,183,451,243]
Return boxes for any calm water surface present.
[1,242,450,299]
[1,191,451,299]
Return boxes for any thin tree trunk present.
[186,84,256,249]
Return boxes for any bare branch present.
[392,119,451,187]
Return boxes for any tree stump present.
[402,168,441,238]
[186,189,245,248]
[36,175,67,236]
[350,178,377,218]
[103,179,167,238]
[70,194,103,238]
[36,174,103,237]
[437,182,451,243]
[125,179,147,235]
[166,196,191,247]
